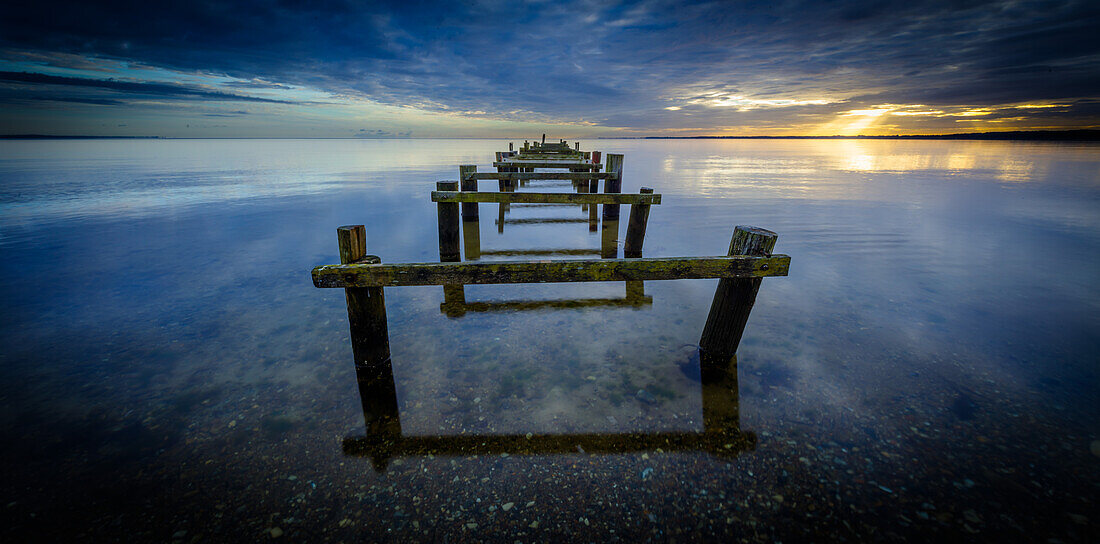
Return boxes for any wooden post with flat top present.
[699,226,778,361]
[436,181,465,315]
[459,165,478,221]
[336,225,390,368]
[602,154,624,220]
[623,187,654,258]
[436,181,461,261]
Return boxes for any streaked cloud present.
[0,0,1096,136]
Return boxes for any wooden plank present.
[313,255,791,288]
[493,161,601,170]
[431,191,660,205]
[466,172,617,181]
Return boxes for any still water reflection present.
[0,139,1098,541]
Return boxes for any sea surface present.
[0,138,1097,541]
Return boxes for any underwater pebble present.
[268,527,283,538]
[502,502,514,511]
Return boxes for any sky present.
[1,0,1097,137]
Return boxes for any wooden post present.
[459,165,478,221]
[588,150,601,230]
[602,154,624,220]
[542,134,546,144]
[337,225,391,368]
[601,219,619,258]
[509,142,514,152]
[436,181,461,261]
[575,141,580,150]
[699,226,778,360]
[623,187,654,258]
[436,181,466,315]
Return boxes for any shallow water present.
[1,138,1098,541]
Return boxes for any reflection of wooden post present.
[625,280,645,307]
[509,142,513,152]
[462,219,481,260]
[601,219,619,258]
[700,353,740,436]
[623,187,654,258]
[602,154,624,220]
[354,362,402,472]
[336,226,391,369]
[699,226,778,360]
[460,165,478,221]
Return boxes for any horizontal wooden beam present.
[466,172,617,181]
[494,161,601,170]
[313,255,791,288]
[431,191,661,205]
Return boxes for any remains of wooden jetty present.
[311,139,791,469]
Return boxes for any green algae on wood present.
[312,254,791,288]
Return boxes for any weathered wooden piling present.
[699,226,779,360]
[436,180,466,315]
[623,187,654,258]
[436,181,461,261]
[588,151,601,230]
[459,165,478,221]
[336,225,390,368]
[602,154,624,220]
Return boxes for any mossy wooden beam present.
[313,254,790,288]
[465,172,618,181]
[493,161,601,170]
[431,191,660,205]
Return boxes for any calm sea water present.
[1,139,1097,541]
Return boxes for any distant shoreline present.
[2,130,1098,141]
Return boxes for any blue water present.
[1,139,1097,541]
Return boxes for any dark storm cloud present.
[1,0,1098,128]
[0,71,299,104]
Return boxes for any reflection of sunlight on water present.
[995,158,1037,183]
